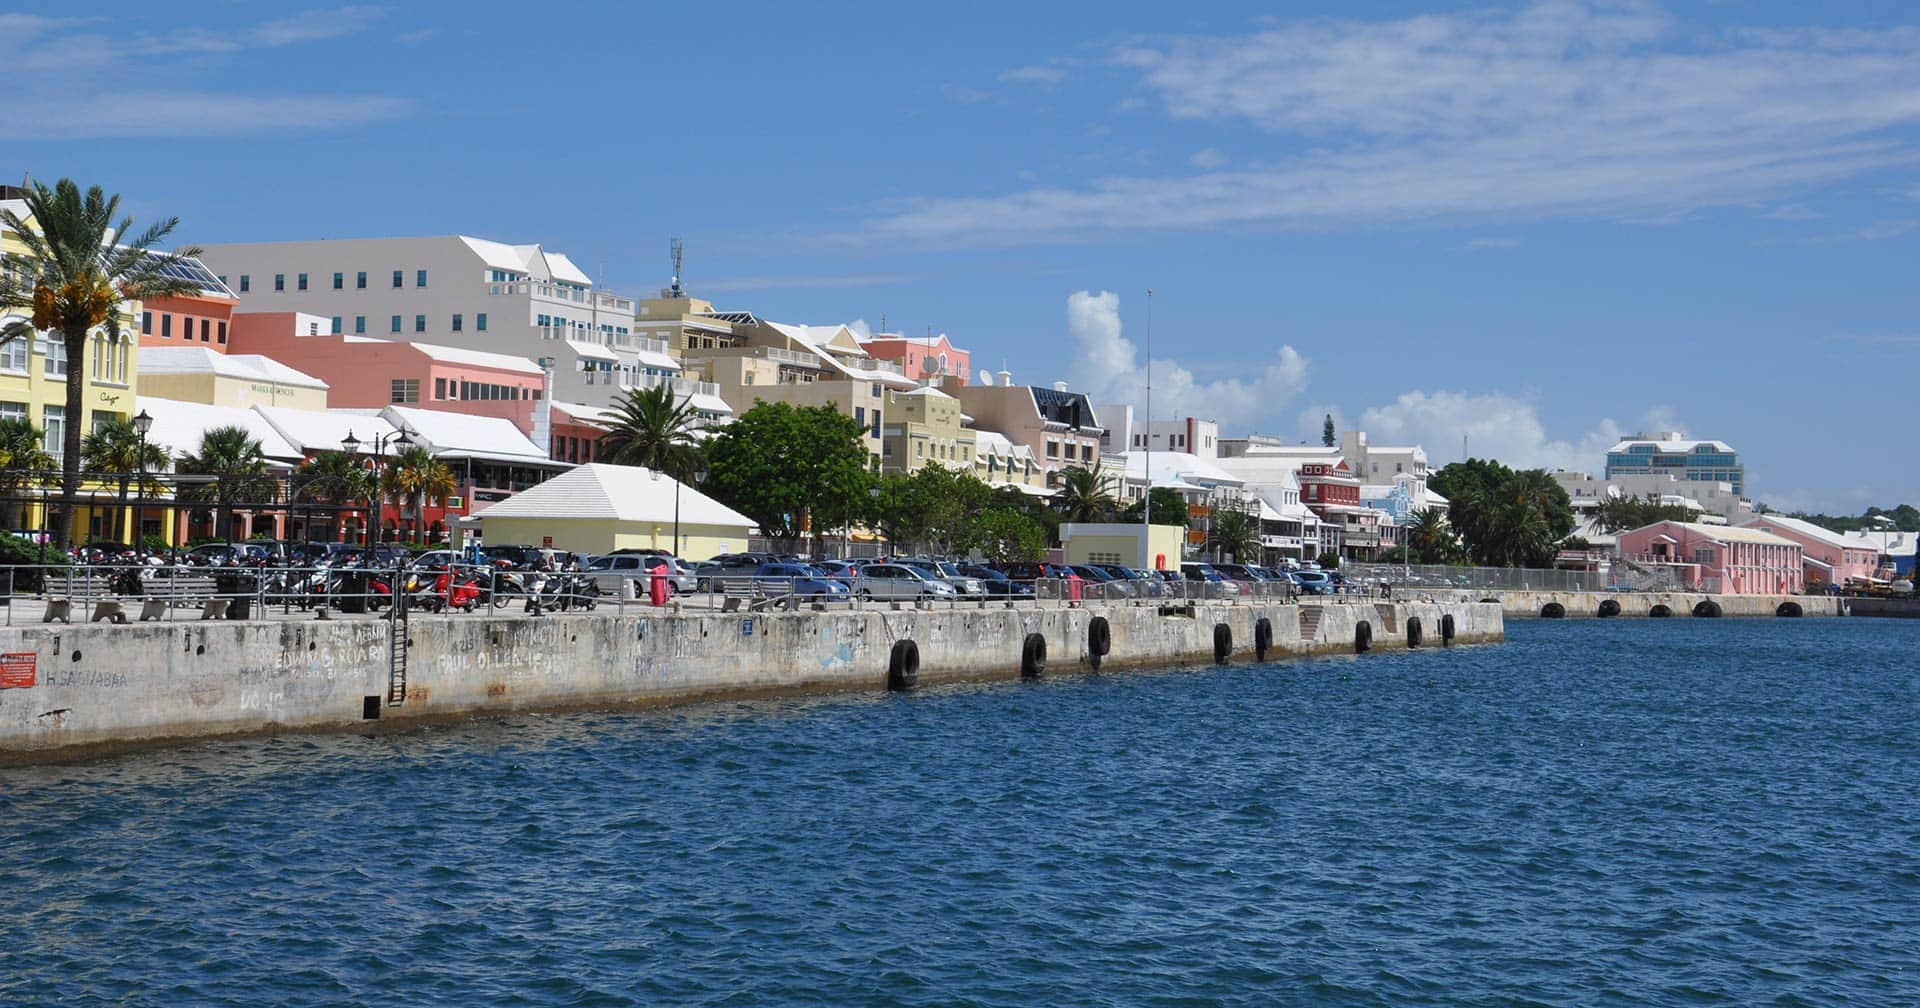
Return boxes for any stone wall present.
[1420,589,1842,619]
[0,599,1501,761]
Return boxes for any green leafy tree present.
[1594,493,1694,533]
[988,484,1060,546]
[1402,507,1462,564]
[0,179,203,547]
[873,465,993,556]
[384,445,456,545]
[967,507,1046,562]
[1322,414,1336,447]
[597,383,704,480]
[1051,465,1118,524]
[1119,486,1190,527]
[175,426,274,541]
[704,401,871,546]
[1316,550,1341,569]
[1430,459,1574,567]
[1209,506,1262,564]
[80,415,170,543]
[0,417,55,531]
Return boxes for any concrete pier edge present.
[0,599,1500,764]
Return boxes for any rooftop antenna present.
[668,237,685,297]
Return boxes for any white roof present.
[1642,521,1797,547]
[543,251,592,286]
[1744,515,1867,551]
[472,463,753,527]
[138,347,329,389]
[894,385,955,399]
[257,405,398,455]
[1109,450,1245,487]
[569,340,620,362]
[137,396,305,463]
[630,345,682,372]
[382,405,547,461]
[409,341,544,374]
[1843,529,1916,554]
[1608,437,1736,453]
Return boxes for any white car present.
[853,563,959,600]
[584,554,696,597]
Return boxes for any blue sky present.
[11,1,1920,512]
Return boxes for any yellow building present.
[880,385,976,474]
[1,187,147,542]
[1060,522,1188,571]
[138,346,329,411]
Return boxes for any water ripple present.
[1,619,1917,1006]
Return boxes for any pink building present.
[1617,521,1803,595]
[228,311,545,431]
[1741,515,1881,590]
[858,332,971,385]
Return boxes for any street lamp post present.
[868,485,884,558]
[672,464,708,558]
[341,427,412,549]
[133,409,153,555]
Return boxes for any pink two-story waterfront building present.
[1740,515,1880,591]
[1617,521,1803,595]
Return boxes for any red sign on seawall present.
[542,536,553,548]
[0,652,35,689]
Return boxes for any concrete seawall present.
[1422,589,1843,619]
[0,599,1500,761]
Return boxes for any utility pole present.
[1142,288,1153,570]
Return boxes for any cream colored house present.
[137,346,329,410]
[1060,522,1187,571]
[472,462,754,559]
[880,385,975,474]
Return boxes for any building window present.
[391,315,403,334]
[435,377,447,400]
[475,313,487,331]
[0,336,27,372]
[392,270,403,289]
[297,272,308,291]
[332,272,343,290]
[239,275,250,292]
[854,406,865,425]
[41,405,64,463]
[356,271,367,289]
[39,334,66,377]
[354,316,366,334]
[414,314,426,333]
[160,315,172,340]
[140,311,152,335]
[201,319,211,342]
[451,314,462,332]
[390,379,419,404]
[416,270,428,288]
[330,316,343,335]
[274,273,285,291]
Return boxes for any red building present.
[1298,460,1361,515]
[858,331,971,385]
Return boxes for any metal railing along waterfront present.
[0,563,1351,625]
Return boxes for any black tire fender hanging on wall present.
[1087,616,1111,668]
[1355,620,1372,654]
[1597,599,1621,618]
[886,639,920,691]
[1439,612,1456,645]
[1253,617,1273,661]
[1213,623,1233,663]
[1021,633,1047,678]
[1406,616,1422,649]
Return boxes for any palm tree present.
[176,426,273,541]
[597,383,704,480]
[384,445,455,545]
[293,450,373,542]
[81,415,170,543]
[1209,506,1262,564]
[0,417,55,531]
[0,179,203,548]
[1051,466,1117,524]
[1404,507,1453,563]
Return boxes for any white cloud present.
[1189,147,1230,169]
[1000,64,1069,87]
[5,9,406,139]
[1065,290,1308,432]
[865,2,1920,244]
[1348,389,1685,471]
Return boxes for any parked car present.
[1181,562,1241,596]
[583,554,696,597]
[185,542,274,567]
[815,559,861,582]
[955,563,1034,598]
[484,544,560,570]
[752,562,851,600]
[905,560,984,596]
[695,553,770,591]
[1290,569,1335,595]
[1066,563,1130,598]
[994,561,1074,585]
[853,563,958,600]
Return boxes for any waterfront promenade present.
[0,597,1499,762]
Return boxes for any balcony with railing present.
[617,370,722,401]
[487,282,633,313]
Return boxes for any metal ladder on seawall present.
[387,576,409,707]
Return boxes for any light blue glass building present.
[1604,431,1743,497]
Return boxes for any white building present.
[1099,407,1222,459]
[196,235,685,408]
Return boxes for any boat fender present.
[1440,613,1455,644]
[1253,617,1273,661]
[1355,620,1372,654]
[1406,616,1422,649]
[1020,633,1047,678]
[1213,623,1233,663]
[1087,616,1111,664]
[886,639,920,691]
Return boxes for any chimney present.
[998,368,1013,387]
[1052,380,1068,392]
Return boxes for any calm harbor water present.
[2,619,1917,1006]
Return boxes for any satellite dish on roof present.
[978,368,994,386]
